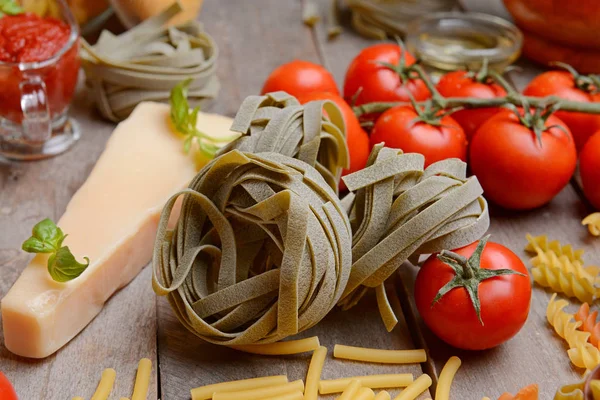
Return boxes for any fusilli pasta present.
[554,378,585,400]
[531,250,597,285]
[534,265,596,304]
[583,213,600,237]
[525,234,584,262]
[567,343,600,370]
[575,303,600,348]
[547,294,590,349]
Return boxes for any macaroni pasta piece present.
[356,387,376,400]
[131,358,152,400]
[319,374,414,394]
[333,344,427,364]
[190,376,289,400]
[532,263,596,303]
[497,384,538,400]
[375,391,392,400]
[91,368,117,400]
[554,378,585,400]
[546,294,591,349]
[525,234,584,262]
[263,392,304,400]
[212,380,304,400]
[230,337,321,355]
[339,380,362,400]
[304,346,327,400]
[435,356,461,400]
[393,374,432,400]
[568,343,600,370]
[583,213,600,237]
[575,303,600,347]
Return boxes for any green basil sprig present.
[0,0,23,17]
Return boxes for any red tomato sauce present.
[0,13,79,123]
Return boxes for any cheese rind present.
[1,102,234,358]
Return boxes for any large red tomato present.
[523,70,600,150]
[369,106,467,167]
[469,110,577,210]
[343,43,430,106]
[0,372,18,400]
[296,92,370,191]
[436,70,506,140]
[580,130,600,210]
[415,237,531,350]
[261,60,339,98]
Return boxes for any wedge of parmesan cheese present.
[1,102,235,358]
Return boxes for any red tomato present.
[436,71,506,140]
[415,239,531,350]
[296,92,370,191]
[580,130,600,210]
[469,110,577,210]
[0,372,18,400]
[261,60,339,98]
[523,71,600,150]
[343,44,430,106]
[369,106,467,167]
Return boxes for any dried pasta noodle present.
[575,303,600,347]
[319,374,414,394]
[217,91,349,194]
[435,356,461,400]
[547,293,590,349]
[304,346,328,400]
[583,213,600,237]
[554,377,585,400]
[131,358,152,400]
[375,392,392,400]
[340,145,489,330]
[212,380,304,400]
[393,374,432,400]
[191,376,289,400]
[230,336,320,355]
[532,262,597,303]
[152,150,353,346]
[333,344,426,364]
[81,2,219,122]
[91,368,116,400]
[356,387,376,400]
[591,380,600,399]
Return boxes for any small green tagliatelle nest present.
[218,91,349,194]
[152,150,352,345]
[339,144,490,331]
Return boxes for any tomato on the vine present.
[369,106,467,167]
[415,237,531,350]
[261,60,339,98]
[0,372,17,400]
[523,70,600,150]
[580,130,600,210]
[436,70,506,140]
[469,109,577,210]
[343,43,430,106]
[296,92,370,191]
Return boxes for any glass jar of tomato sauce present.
[0,0,81,160]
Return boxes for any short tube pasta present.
[230,337,321,355]
[393,374,432,400]
[304,346,327,400]
[191,376,289,400]
[212,380,304,400]
[91,368,117,400]
[435,357,461,400]
[333,345,426,364]
[319,374,414,394]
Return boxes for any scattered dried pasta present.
[153,150,353,346]
[393,374,432,400]
[525,234,584,262]
[339,380,362,400]
[554,377,585,400]
[230,337,320,355]
[190,376,289,400]
[333,344,426,364]
[546,293,590,349]
[575,303,600,347]
[304,346,327,400]
[532,263,596,304]
[375,391,392,400]
[497,384,538,400]
[212,380,304,400]
[319,374,414,394]
[583,213,600,237]
[434,356,461,400]
[356,387,376,400]
[263,392,304,400]
[131,358,152,400]
[530,249,597,285]
[568,343,600,370]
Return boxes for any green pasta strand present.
[340,144,489,331]
[81,2,219,122]
[152,150,352,346]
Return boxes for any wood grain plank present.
[0,78,158,399]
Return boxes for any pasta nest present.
[338,144,490,330]
[81,3,219,122]
[152,150,353,345]
[217,91,349,194]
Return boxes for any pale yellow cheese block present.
[1,102,235,358]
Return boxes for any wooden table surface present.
[1,1,598,399]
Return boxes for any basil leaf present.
[0,0,23,16]
[47,247,90,283]
[22,237,55,253]
[22,218,64,253]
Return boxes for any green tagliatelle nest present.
[218,91,349,194]
[339,144,490,331]
[152,150,352,345]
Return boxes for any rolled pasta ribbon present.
[340,145,489,330]
[81,2,219,122]
[217,91,349,194]
[152,150,352,346]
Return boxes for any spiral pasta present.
[547,294,590,349]
[568,343,600,370]
[525,234,584,263]
[583,213,600,237]
[531,250,598,286]
[533,264,597,304]
[554,378,585,400]
[339,145,489,330]
[575,303,600,347]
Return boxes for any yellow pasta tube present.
[374,392,392,400]
[356,387,376,400]
[191,375,289,400]
[319,374,414,394]
[91,368,117,400]
[121,398,131,400]
[132,358,152,400]
[583,213,600,236]
[334,345,426,364]
[263,391,305,400]
[393,375,432,400]
[72,397,84,400]
[230,337,320,355]
[213,380,304,400]
[338,380,362,400]
[304,346,327,400]
[481,398,491,400]
[435,356,461,400]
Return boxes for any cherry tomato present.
[343,44,430,107]
[415,239,531,350]
[0,372,18,400]
[469,110,577,210]
[523,70,600,150]
[297,92,370,191]
[369,106,467,167]
[580,130,600,210]
[436,71,506,140]
[261,60,339,98]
